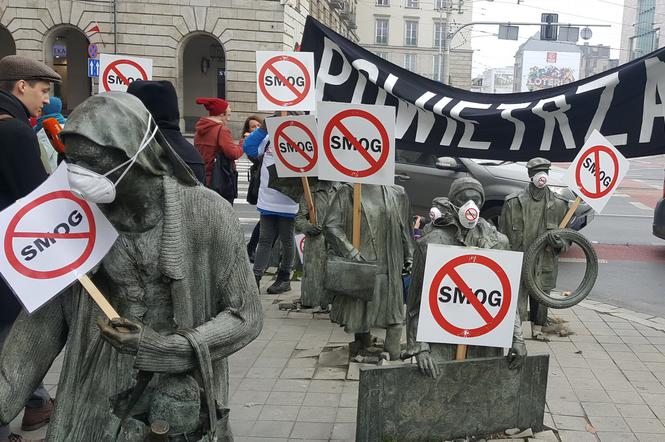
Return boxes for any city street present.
[553,156,665,317]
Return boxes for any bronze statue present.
[324,184,413,360]
[405,177,526,377]
[499,158,568,341]
[0,93,262,441]
[294,180,340,310]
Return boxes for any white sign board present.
[520,50,581,92]
[265,115,319,177]
[295,233,306,264]
[0,164,118,313]
[317,102,395,186]
[99,53,153,93]
[256,51,315,111]
[417,244,523,349]
[562,130,630,213]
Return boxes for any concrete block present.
[356,355,549,441]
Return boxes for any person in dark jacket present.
[127,80,205,183]
[0,54,60,442]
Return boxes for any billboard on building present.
[520,50,581,92]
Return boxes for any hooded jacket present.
[194,118,243,185]
[127,80,205,184]
[0,89,48,322]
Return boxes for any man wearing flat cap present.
[499,157,569,341]
[0,55,61,442]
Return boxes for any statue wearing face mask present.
[0,93,262,441]
[405,177,527,378]
[499,157,569,341]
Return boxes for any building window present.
[433,54,442,81]
[406,0,418,8]
[433,22,445,49]
[405,21,418,46]
[633,0,658,59]
[376,52,389,60]
[376,19,389,44]
[404,53,417,71]
[435,0,447,10]
[376,0,389,6]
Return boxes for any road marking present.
[597,213,653,219]
[239,217,259,223]
[560,257,608,264]
[612,193,629,198]
[629,201,654,211]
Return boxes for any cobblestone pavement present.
[10,280,665,442]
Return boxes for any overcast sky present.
[468,0,626,76]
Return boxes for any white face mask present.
[458,200,480,229]
[429,207,442,222]
[531,171,548,189]
[67,115,158,203]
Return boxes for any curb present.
[578,299,665,331]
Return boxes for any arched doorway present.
[0,26,16,59]
[44,26,90,114]
[181,33,226,132]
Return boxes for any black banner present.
[301,16,665,161]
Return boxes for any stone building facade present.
[0,0,356,133]
[354,0,473,90]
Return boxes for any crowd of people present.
[0,53,564,442]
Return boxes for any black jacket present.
[0,90,48,322]
[126,80,205,183]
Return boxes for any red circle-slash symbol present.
[102,59,149,92]
[464,207,478,222]
[428,254,512,338]
[4,191,97,279]
[258,55,311,107]
[273,121,318,174]
[322,109,390,178]
[575,145,619,199]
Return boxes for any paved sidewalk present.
[10,279,665,442]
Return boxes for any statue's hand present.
[546,231,565,252]
[97,317,143,356]
[305,223,323,236]
[348,248,365,262]
[416,351,439,378]
[507,341,527,370]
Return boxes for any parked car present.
[394,150,594,230]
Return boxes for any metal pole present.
[441,0,452,84]
[437,2,443,82]
[113,0,117,54]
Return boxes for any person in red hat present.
[194,97,243,204]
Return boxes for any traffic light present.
[541,13,558,41]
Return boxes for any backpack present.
[210,150,238,205]
[246,154,262,205]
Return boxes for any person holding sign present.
[404,178,526,377]
[499,158,569,341]
[294,179,340,310]
[0,93,262,441]
[324,184,413,361]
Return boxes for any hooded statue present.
[0,93,262,441]
[294,179,341,309]
[405,177,526,378]
[324,184,413,360]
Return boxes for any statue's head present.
[526,157,551,189]
[449,177,485,230]
[449,177,484,208]
[61,92,197,204]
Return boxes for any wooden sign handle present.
[78,274,119,320]
[352,183,362,248]
[456,344,467,360]
[301,176,317,225]
[559,196,582,229]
